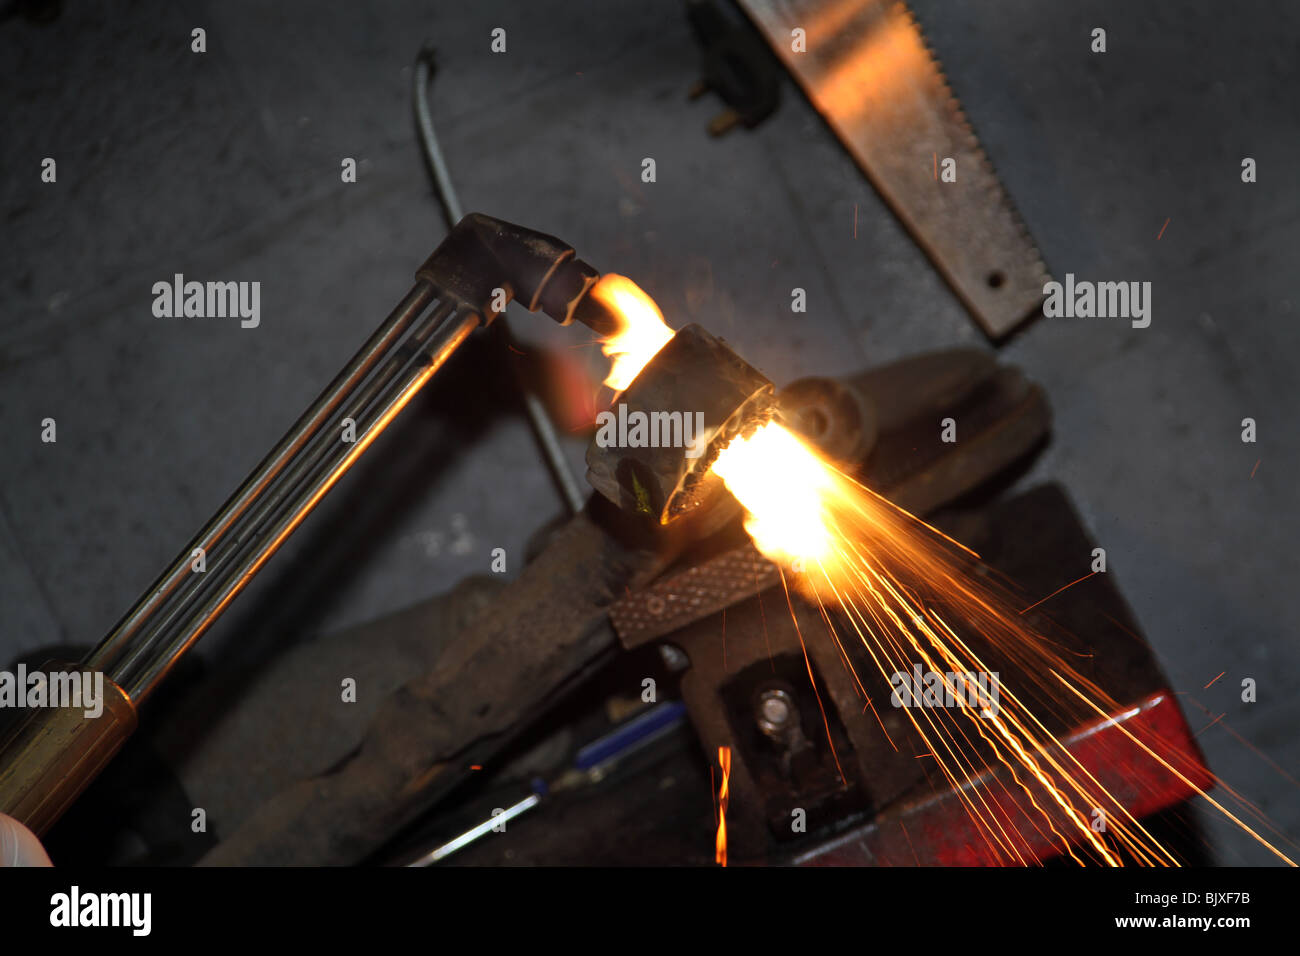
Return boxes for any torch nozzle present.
[416,213,624,334]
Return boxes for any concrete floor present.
[1,0,1296,864]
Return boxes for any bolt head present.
[762,696,789,723]
[757,689,794,734]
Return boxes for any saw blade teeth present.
[896,1,1051,283]
[741,0,1051,332]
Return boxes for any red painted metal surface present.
[795,692,1212,865]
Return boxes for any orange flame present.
[590,274,675,392]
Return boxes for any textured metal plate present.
[740,0,1049,337]
[609,542,780,647]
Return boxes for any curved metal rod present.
[413,47,586,515]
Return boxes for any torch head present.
[585,324,776,524]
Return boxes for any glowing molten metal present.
[711,421,836,567]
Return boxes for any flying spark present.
[712,420,1295,866]
[716,746,731,867]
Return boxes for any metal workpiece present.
[608,348,1051,647]
[585,323,777,524]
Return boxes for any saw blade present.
[738,0,1048,338]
